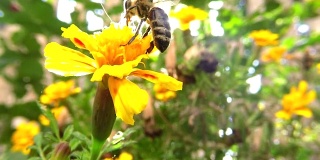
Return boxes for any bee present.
[124,0,174,53]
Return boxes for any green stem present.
[246,46,262,68]
[38,146,47,160]
[90,137,105,160]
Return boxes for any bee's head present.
[124,0,133,10]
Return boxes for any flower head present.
[40,80,81,106]
[170,6,208,30]
[11,121,40,154]
[275,80,316,120]
[249,30,279,46]
[154,83,176,102]
[261,46,286,62]
[44,23,182,125]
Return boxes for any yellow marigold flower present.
[104,151,133,160]
[249,30,279,46]
[11,121,40,155]
[39,106,68,126]
[261,46,286,62]
[40,80,81,106]
[275,80,316,120]
[118,151,133,160]
[170,6,208,30]
[44,23,183,125]
[316,63,320,74]
[154,83,176,102]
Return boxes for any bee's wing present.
[153,0,180,6]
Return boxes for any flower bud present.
[51,142,71,160]
[91,81,116,160]
[92,81,116,141]
[196,50,218,73]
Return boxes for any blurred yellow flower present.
[104,151,133,160]
[154,83,176,102]
[170,6,208,30]
[39,106,68,126]
[316,63,320,74]
[275,80,316,120]
[118,152,133,160]
[261,46,286,62]
[40,80,81,106]
[44,23,183,125]
[11,121,40,155]
[249,30,279,46]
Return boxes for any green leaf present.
[296,146,312,159]
[40,105,60,140]
[28,146,39,153]
[0,115,14,144]
[265,0,280,11]
[62,125,74,141]
[18,58,43,81]
[72,132,91,147]
[43,145,52,153]
[43,132,58,142]
[33,133,43,149]
[2,152,27,160]
[69,138,82,151]
[0,51,21,70]
[27,157,42,160]
[12,80,28,98]
[282,37,296,49]
[8,102,41,119]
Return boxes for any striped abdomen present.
[148,7,171,52]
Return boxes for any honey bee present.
[124,0,176,53]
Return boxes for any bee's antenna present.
[100,3,114,22]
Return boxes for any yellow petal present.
[91,51,107,68]
[90,54,148,81]
[306,90,317,103]
[131,69,183,91]
[44,42,97,76]
[108,77,149,125]
[295,108,313,118]
[275,110,291,120]
[298,80,308,93]
[317,63,320,74]
[118,151,133,160]
[40,95,51,104]
[39,115,50,126]
[61,24,98,51]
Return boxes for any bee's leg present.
[127,18,146,45]
[142,26,151,38]
[146,42,154,53]
[142,27,154,53]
